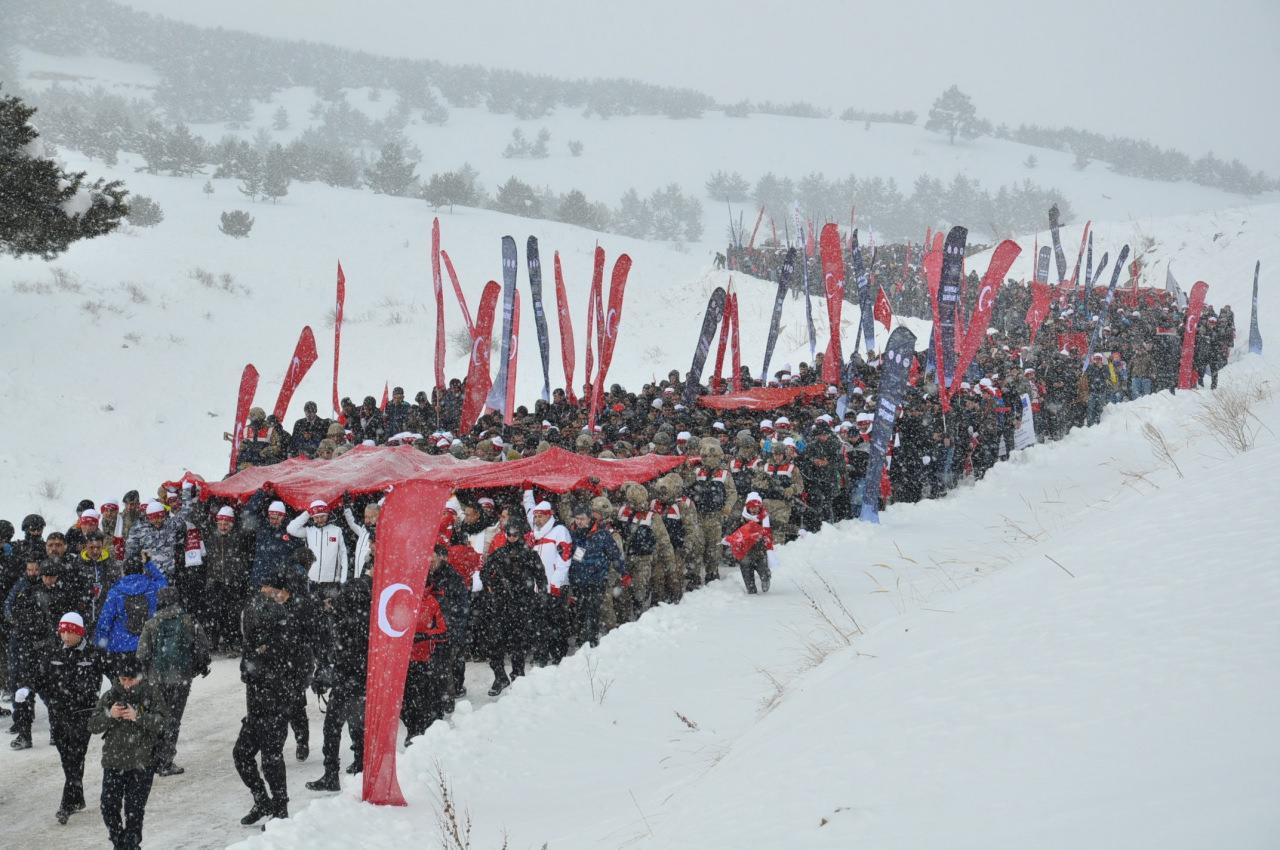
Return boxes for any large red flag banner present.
[362,479,453,806]
[583,247,604,396]
[947,241,1021,402]
[873,285,893,333]
[712,278,733,392]
[1178,281,1210,389]
[1025,282,1054,343]
[332,262,345,418]
[459,281,502,432]
[272,326,318,423]
[553,251,576,404]
[589,253,632,428]
[819,223,845,383]
[432,218,446,390]
[729,292,742,391]
[229,364,259,474]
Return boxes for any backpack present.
[124,593,151,636]
[150,615,192,680]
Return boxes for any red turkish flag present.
[459,281,502,432]
[272,325,318,423]
[553,251,576,404]
[362,480,452,806]
[1025,281,1054,343]
[229,364,259,474]
[1177,281,1210,389]
[873,285,893,333]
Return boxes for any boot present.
[10,735,31,750]
[487,674,510,697]
[295,741,309,762]
[240,797,273,825]
[305,772,339,792]
[55,808,69,825]
[157,763,185,777]
[272,797,289,819]
[761,573,771,593]
[344,760,363,775]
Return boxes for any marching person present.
[202,505,252,654]
[402,549,448,743]
[521,488,573,666]
[234,567,309,825]
[286,499,350,595]
[689,438,738,585]
[481,518,544,696]
[94,555,168,674]
[136,586,211,777]
[123,484,195,580]
[42,611,107,825]
[567,507,624,648]
[722,493,778,595]
[87,654,169,850]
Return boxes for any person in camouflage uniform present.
[650,473,702,603]
[614,483,674,619]
[687,438,737,585]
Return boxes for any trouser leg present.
[288,691,308,745]
[233,717,268,802]
[321,690,346,773]
[700,517,722,582]
[122,769,154,850]
[628,556,653,616]
[54,720,90,809]
[259,713,289,803]
[576,585,604,646]
[101,768,126,847]
[155,681,191,767]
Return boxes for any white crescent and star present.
[978,286,994,312]
[376,583,414,638]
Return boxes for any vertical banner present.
[527,237,552,402]
[729,292,742,391]
[485,237,519,414]
[1083,245,1130,369]
[332,262,345,418]
[747,206,765,250]
[818,223,846,383]
[504,293,521,425]
[1048,203,1068,283]
[583,247,603,396]
[761,248,795,378]
[948,240,1021,399]
[553,251,577,402]
[589,254,632,428]
[712,278,733,392]
[860,325,917,524]
[229,364,259,474]
[849,229,875,355]
[439,250,475,339]
[937,226,968,391]
[794,204,816,361]
[1062,221,1092,304]
[271,325,318,423]
[684,287,728,405]
[432,218,446,391]
[1036,245,1052,284]
[1025,282,1054,343]
[459,281,502,432]
[1013,393,1037,450]
[380,381,389,412]
[1177,281,1210,389]
[362,479,453,806]
[923,241,947,413]
[1166,264,1187,308]
[1249,261,1263,355]
[873,284,893,333]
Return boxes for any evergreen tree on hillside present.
[613,188,652,239]
[502,128,530,159]
[556,189,609,230]
[925,85,984,145]
[263,144,291,202]
[493,176,540,217]
[531,127,551,159]
[705,170,751,202]
[423,167,481,211]
[364,142,418,196]
[272,106,289,131]
[0,89,129,259]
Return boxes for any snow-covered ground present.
[7,358,1277,849]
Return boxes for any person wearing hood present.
[94,555,168,671]
[79,530,121,630]
[650,473,702,602]
[568,505,624,648]
[688,438,738,586]
[615,482,674,620]
[39,611,107,825]
[721,493,778,594]
[87,654,169,850]
[136,586,211,778]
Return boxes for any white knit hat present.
[268,501,287,515]
[216,506,236,520]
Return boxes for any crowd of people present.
[0,276,1235,848]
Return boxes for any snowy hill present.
[221,358,1280,850]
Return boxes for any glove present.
[470,571,483,593]
[548,585,562,597]
[521,480,533,491]
[621,574,632,588]
[14,687,30,703]
[921,455,932,466]
[523,532,536,548]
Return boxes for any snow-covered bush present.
[219,210,255,238]
[126,195,164,227]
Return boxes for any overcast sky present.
[120,0,1280,173]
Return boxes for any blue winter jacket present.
[94,562,168,654]
[568,524,625,587]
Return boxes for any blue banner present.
[938,227,967,388]
[526,237,552,402]
[762,248,795,378]
[1250,260,1263,355]
[860,325,918,524]
[850,230,876,355]
[484,236,518,413]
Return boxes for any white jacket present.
[286,513,350,584]
[523,490,572,592]
[343,507,373,579]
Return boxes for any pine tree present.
[502,128,530,159]
[568,140,584,157]
[613,188,651,238]
[364,142,418,196]
[203,179,215,198]
[237,151,263,201]
[925,85,984,145]
[705,170,751,202]
[272,106,289,131]
[219,210,254,238]
[531,127,551,159]
[493,176,540,217]
[126,195,164,227]
[0,90,129,260]
[262,144,291,203]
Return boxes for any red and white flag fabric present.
[583,246,604,397]
[819,223,846,384]
[439,249,475,339]
[379,382,389,413]
[712,278,733,392]
[272,326,318,423]
[589,253,632,428]
[553,251,576,404]
[362,479,453,806]
[460,281,502,432]
[1178,281,1210,389]
[873,284,894,333]
[1025,281,1055,343]
[948,241,1021,403]
[729,292,742,391]
[229,364,259,474]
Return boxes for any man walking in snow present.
[41,611,106,825]
[136,586,211,777]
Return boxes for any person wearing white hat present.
[721,492,775,594]
[522,486,573,663]
[248,498,294,589]
[287,499,350,589]
[204,503,252,655]
[124,482,196,580]
[44,610,105,824]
